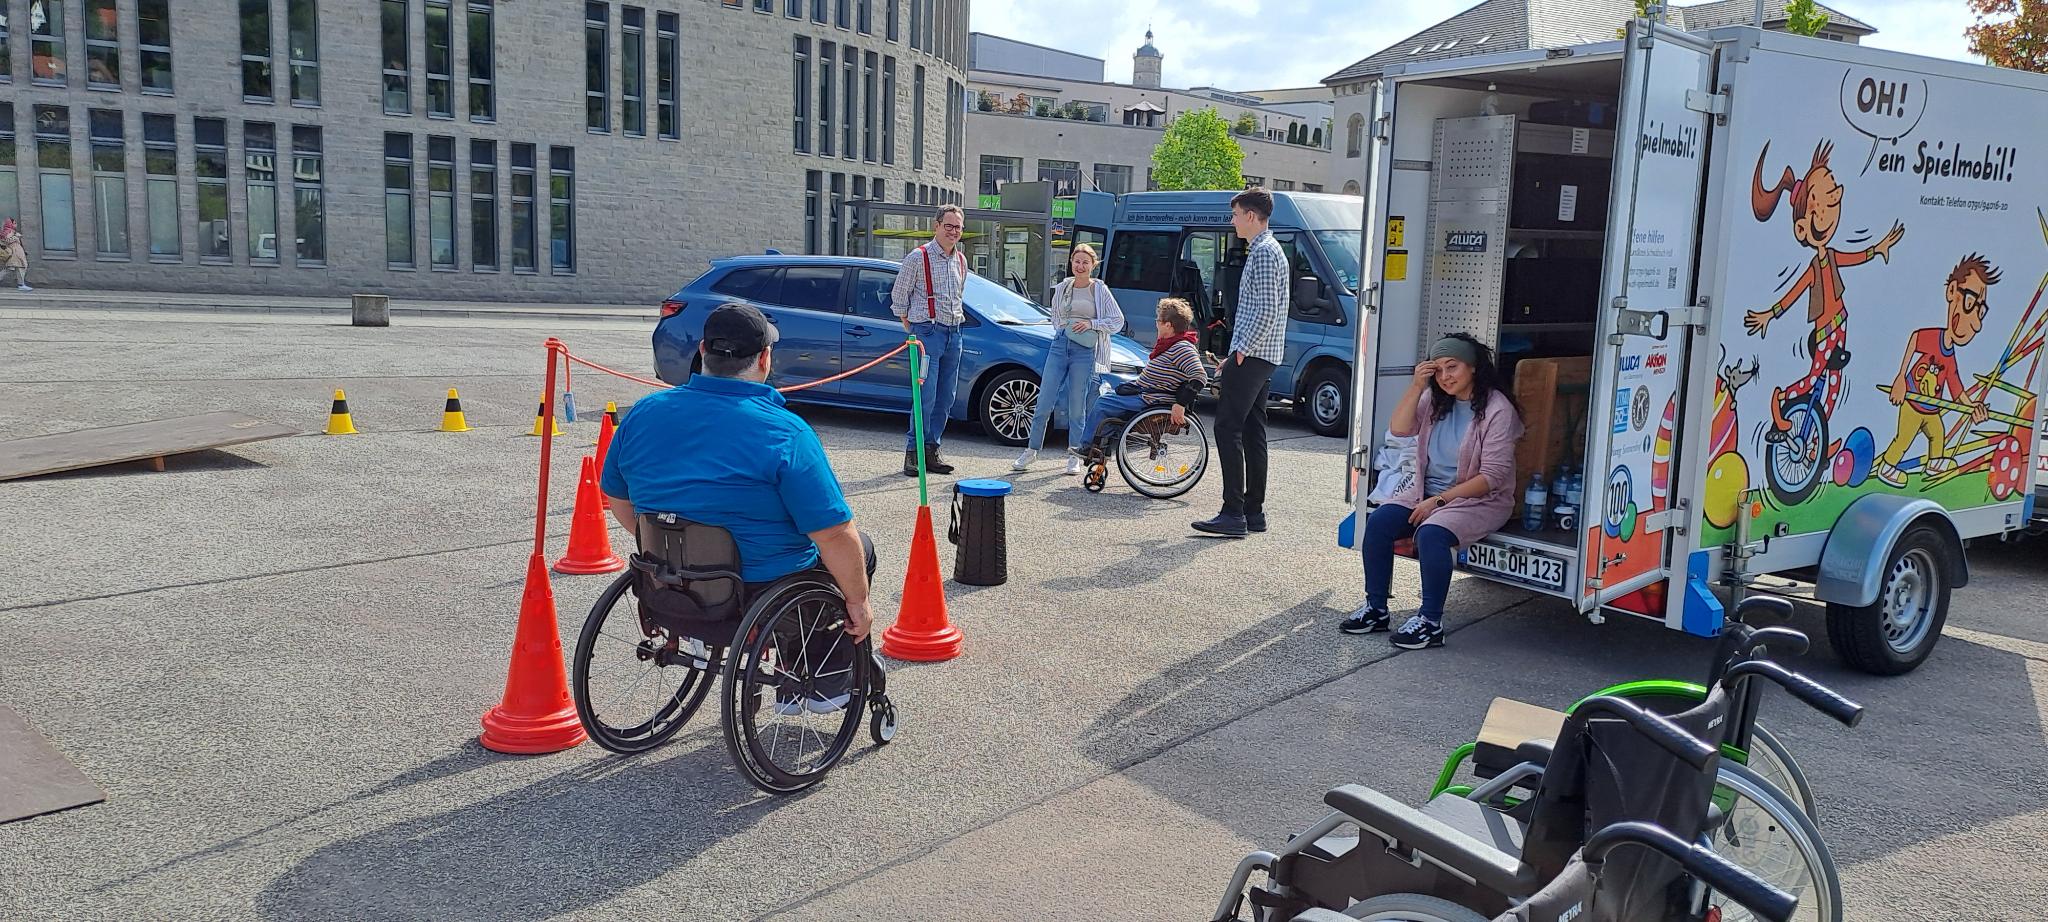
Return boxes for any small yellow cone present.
[527,394,562,437]
[326,389,359,435]
[440,388,472,432]
[594,401,618,446]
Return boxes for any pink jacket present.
[1389,389,1526,547]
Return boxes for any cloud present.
[1849,0,1981,64]
[970,0,1452,89]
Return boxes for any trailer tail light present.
[661,299,686,318]
[1608,580,1668,618]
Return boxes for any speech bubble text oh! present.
[1840,70,1930,175]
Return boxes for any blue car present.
[654,254,1150,445]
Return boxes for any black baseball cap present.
[702,302,779,357]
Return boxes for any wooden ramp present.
[0,411,299,481]
[0,704,105,824]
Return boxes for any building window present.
[656,12,678,138]
[852,175,865,205]
[1039,159,1079,196]
[620,7,645,136]
[467,1,494,121]
[0,6,9,82]
[862,52,878,162]
[922,0,934,55]
[1341,179,1360,195]
[137,0,172,93]
[812,0,826,25]
[1243,174,1264,189]
[0,106,16,235]
[428,136,456,268]
[817,41,834,157]
[786,0,801,18]
[244,121,278,263]
[912,64,925,170]
[285,0,319,104]
[32,0,67,84]
[1273,179,1295,191]
[510,143,536,271]
[804,170,820,254]
[142,113,178,258]
[382,1,410,114]
[836,0,849,29]
[887,0,899,41]
[585,3,609,131]
[194,118,230,260]
[1093,163,1132,195]
[858,0,871,33]
[549,147,574,272]
[1303,182,1324,192]
[828,172,844,255]
[840,45,855,160]
[944,78,962,179]
[34,107,74,253]
[881,58,897,165]
[425,0,453,116]
[792,37,810,153]
[902,181,912,204]
[385,132,414,267]
[977,156,1019,198]
[292,125,324,263]
[241,0,273,100]
[1346,114,1364,158]
[86,110,126,257]
[908,0,920,51]
[470,140,496,270]
[872,175,884,202]
[86,0,120,89]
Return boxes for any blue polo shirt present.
[599,375,852,582]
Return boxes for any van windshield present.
[1313,230,1362,292]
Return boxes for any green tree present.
[1968,0,2048,71]
[1233,112,1259,136]
[1150,108,1246,191]
[1783,0,1831,35]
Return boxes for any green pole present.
[908,337,929,507]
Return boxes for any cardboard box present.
[1512,356,1593,510]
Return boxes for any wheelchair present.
[568,513,897,795]
[1210,688,1819,922]
[1079,389,1209,499]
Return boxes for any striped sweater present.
[1137,340,1208,405]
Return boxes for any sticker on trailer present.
[1613,388,1632,434]
[1445,231,1488,252]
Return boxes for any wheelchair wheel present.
[1116,406,1209,500]
[721,576,870,795]
[1744,724,1818,819]
[571,572,718,754]
[1340,893,1488,921]
[1704,761,1842,922]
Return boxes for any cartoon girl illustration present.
[1744,140,1906,442]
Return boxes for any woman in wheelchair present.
[1075,297,1209,460]
[1344,333,1524,650]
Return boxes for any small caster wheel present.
[869,699,898,745]
[1083,465,1107,492]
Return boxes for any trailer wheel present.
[1825,523,1953,675]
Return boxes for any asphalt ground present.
[1,307,2043,920]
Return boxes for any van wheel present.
[1299,365,1350,438]
[977,368,1039,446]
[1825,524,1952,675]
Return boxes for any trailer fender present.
[1815,495,1971,608]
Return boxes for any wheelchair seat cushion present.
[630,513,746,637]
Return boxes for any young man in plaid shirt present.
[1194,187,1290,538]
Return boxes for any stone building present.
[0,0,971,303]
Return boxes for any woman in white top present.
[1015,243,1124,474]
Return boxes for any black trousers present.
[1213,356,1277,517]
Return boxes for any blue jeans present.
[1081,392,1149,447]
[1361,503,1456,626]
[906,321,964,449]
[1026,336,1098,452]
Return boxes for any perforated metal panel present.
[1419,115,1516,355]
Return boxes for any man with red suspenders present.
[889,204,969,478]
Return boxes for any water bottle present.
[1565,468,1584,508]
[1522,473,1549,531]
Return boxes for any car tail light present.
[660,299,686,317]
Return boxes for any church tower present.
[1133,30,1162,89]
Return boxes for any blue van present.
[1073,190,1364,436]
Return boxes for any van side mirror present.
[1292,276,1329,312]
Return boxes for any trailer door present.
[1346,77,1395,511]
[1578,21,1718,610]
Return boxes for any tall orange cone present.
[480,552,588,753]
[593,402,618,473]
[880,506,964,661]
[554,454,625,574]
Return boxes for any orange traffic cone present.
[480,552,589,754]
[554,454,625,575]
[880,506,964,661]
[594,402,618,474]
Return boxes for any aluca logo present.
[1620,355,1642,372]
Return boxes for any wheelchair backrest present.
[631,513,744,627]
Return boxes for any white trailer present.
[1341,22,2048,674]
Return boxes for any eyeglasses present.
[938,222,964,230]
[1961,288,1989,315]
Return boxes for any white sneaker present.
[15,285,30,292]
[1064,456,1084,476]
[1012,449,1037,471]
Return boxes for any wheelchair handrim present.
[722,583,868,794]
[1116,410,1208,498]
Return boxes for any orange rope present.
[549,341,910,394]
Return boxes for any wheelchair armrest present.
[1513,739,1554,766]
[1322,784,1532,897]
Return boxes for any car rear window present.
[777,266,846,313]
[711,267,781,303]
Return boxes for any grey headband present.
[1429,336,1480,367]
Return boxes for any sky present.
[968,0,1986,92]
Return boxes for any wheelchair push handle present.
[1571,695,1717,770]
[1584,822,1800,922]
[1737,626,1812,660]
[1733,595,1796,624]
[1724,660,1865,728]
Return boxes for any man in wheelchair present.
[1075,297,1209,461]
[599,302,876,715]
